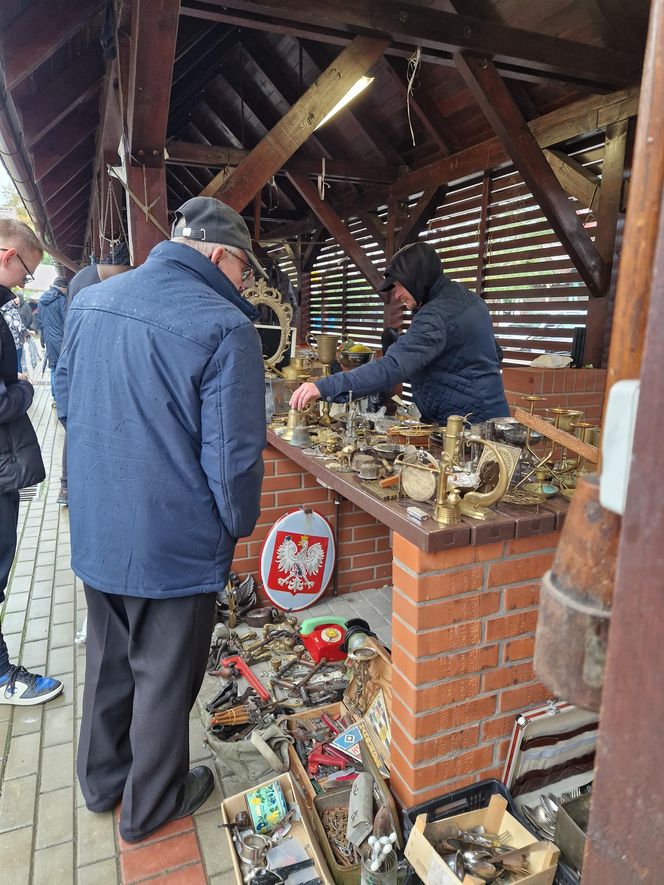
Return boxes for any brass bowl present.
[338,351,373,370]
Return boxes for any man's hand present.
[17,372,28,381]
[290,382,321,410]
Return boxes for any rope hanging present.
[406,46,422,147]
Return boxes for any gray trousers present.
[77,585,216,841]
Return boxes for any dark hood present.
[378,242,442,305]
[39,286,66,307]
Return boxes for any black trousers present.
[0,490,20,674]
[77,585,216,841]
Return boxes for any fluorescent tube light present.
[315,76,375,129]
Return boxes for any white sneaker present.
[0,665,64,705]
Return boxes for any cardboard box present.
[405,795,559,885]
[221,772,334,885]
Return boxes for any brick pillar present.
[390,533,559,807]
[502,367,607,425]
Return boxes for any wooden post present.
[475,172,491,298]
[125,164,169,265]
[584,120,629,367]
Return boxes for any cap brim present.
[378,276,395,293]
[246,250,269,281]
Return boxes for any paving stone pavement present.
[0,384,393,884]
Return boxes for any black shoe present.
[56,486,68,505]
[120,766,215,842]
[172,765,215,820]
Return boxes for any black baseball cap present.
[53,276,69,288]
[171,197,268,280]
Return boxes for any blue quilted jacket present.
[54,241,266,599]
[316,275,509,424]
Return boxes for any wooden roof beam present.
[183,0,642,89]
[165,140,396,183]
[126,0,181,166]
[1,0,105,92]
[41,158,94,205]
[455,53,608,297]
[287,172,383,291]
[391,86,640,199]
[202,35,389,211]
[544,149,601,214]
[395,186,447,252]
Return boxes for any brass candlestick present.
[433,456,462,525]
[307,332,339,426]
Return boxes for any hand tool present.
[221,655,271,700]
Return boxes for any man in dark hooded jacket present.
[291,242,508,423]
[38,276,68,394]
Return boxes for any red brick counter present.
[233,432,566,807]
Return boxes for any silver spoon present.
[465,859,502,882]
[540,794,559,817]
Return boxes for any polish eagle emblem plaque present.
[261,508,336,610]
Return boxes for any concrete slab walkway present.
[0,383,393,884]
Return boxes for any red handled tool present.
[221,655,270,701]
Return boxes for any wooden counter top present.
[267,430,568,553]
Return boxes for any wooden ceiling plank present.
[41,153,94,204]
[1,0,105,92]
[392,86,640,199]
[44,170,93,216]
[544,148,601,213]
[189,0,642,88]
[454,52,607,297]
[202,35,389,210]
[31,106,99,181]
[287,172,383,291]
[126,0,181,166]
[23,48,103,149]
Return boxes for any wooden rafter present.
[455,53,608,297]
[301,41,404,168]
[287,173,383,291]
[302,226,328,273]
[395,186,447,252]
[201,35,389,211]
[165,141,396,183]
[181,0,642,89]
[1,0,105,92]
[126,0,181,165]
[391,87,640,199]
[544,149,601,214]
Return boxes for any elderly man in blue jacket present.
[55,198,267,842]
[291,241,508,423]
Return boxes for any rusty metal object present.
[534,473,621,711]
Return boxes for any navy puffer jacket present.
[316,259,508,424]
[54,241,266,599]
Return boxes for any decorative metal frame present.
[242,278,293,370]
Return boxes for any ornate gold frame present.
[242,278,294,370]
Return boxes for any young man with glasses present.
[55,197,268,843]
[0,219,63,706]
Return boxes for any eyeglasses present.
[0,246,35,284]
[224,247,255,283]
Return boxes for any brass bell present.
[281,408,304,442]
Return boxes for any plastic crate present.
[402,779,576,885]
[402,778,517,838]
